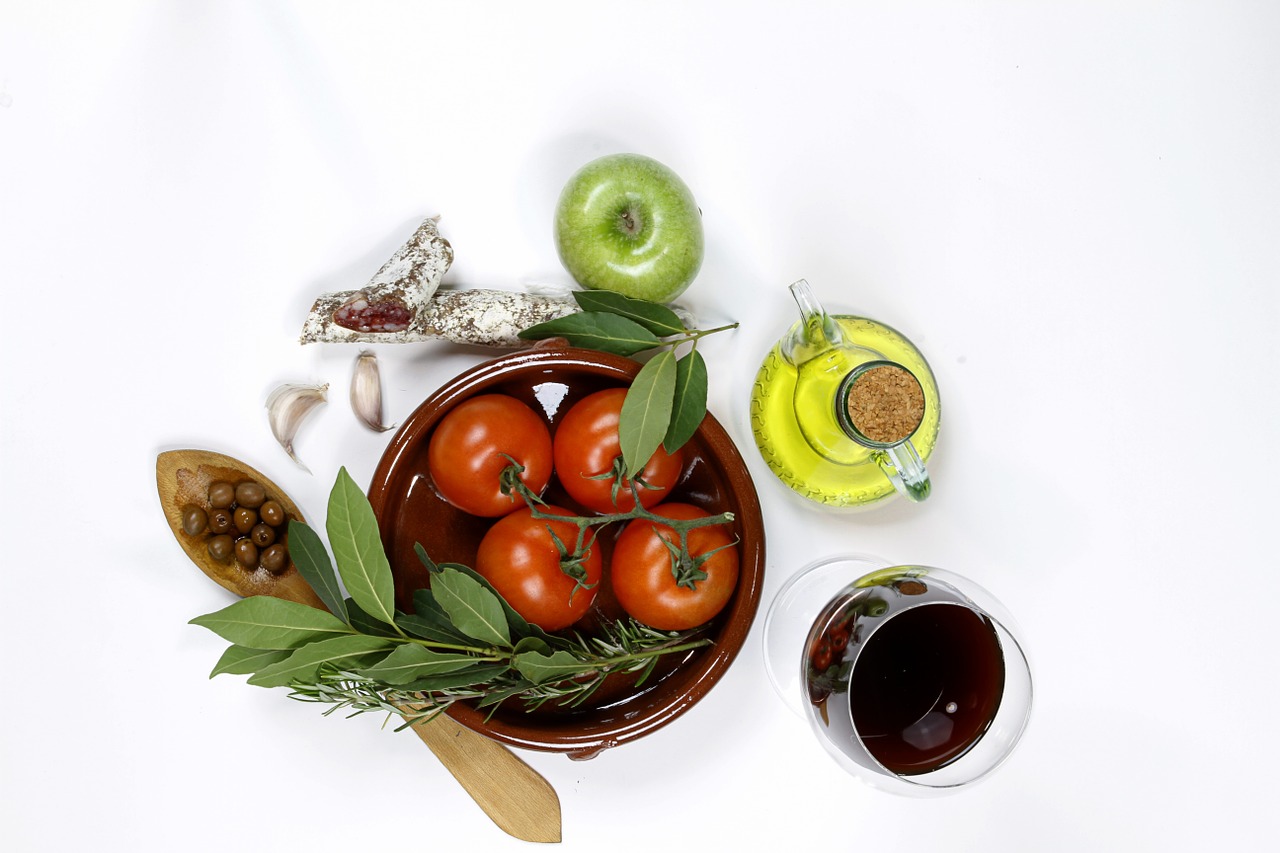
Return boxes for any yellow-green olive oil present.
[749,316,940,507]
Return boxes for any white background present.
[3,2,1278,850]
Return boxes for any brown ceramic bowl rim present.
[366,344,766,758]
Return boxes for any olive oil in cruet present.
[749,280,940,508]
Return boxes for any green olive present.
[250,523,276,548]
[181,506,208,536]
[207,508,234,535]
[233,507,258,535]
[208,481,236,509]
[235,481,266,509]
[234,538,259,569]
[207,534,234,562]
[259,500,286,527]
[260,543,289,573]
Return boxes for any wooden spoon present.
[157,449,563,843]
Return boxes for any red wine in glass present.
[801,566,1031,792]
[848,602,1005,774]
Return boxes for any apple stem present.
[618,207,643,237]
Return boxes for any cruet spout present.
[781,279,844,365]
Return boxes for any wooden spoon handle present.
[410,712,562,843]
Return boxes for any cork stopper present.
[843,364,925,445]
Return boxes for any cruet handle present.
[782,278,844,364]
[873,440,931,502]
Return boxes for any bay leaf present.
[286,520,348,622]
[512,636,551,657]
[326,467,396,627]
[210,645,290,677]
[397,612,476,646]
[403,587,482,644]
[413,542,439,574]
[421,546,569,649]
[190,596,351,649]
[400,662,511,693]
[345,598,402,638]
[619,349,677,476]
[247,634,396,688]
[571,290,685,336]
[430,567,512,649]
[517,311,660,356]
[357,644,477,686]
[664,349,708,452]
[512,649,589,685]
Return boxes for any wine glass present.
[763,555,1033,795]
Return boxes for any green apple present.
[554,153,704,303]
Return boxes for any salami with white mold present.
[301,287,580,347]
[298,215,591,347]
[417,289,579,347]
[299,216,454,343]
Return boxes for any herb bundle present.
[518,290,736,475]
[190,468,711,728]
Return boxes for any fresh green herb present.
[619,350,677,481]
[326,467,397,627]
[286,520,347,621]
[291,618,701,727]
[517,290,736,475]
[190,467,712,728]
[665,349,708,452]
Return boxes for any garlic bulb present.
[266,382,328,472]
[351,350,394,433]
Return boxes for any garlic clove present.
[351,350,395,433]
[266,382,328,472]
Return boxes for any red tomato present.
[811,639,834,673]
[610,502,739,631]
[474,506,603,631]
[427,394,553,517]
[553,388,684,514]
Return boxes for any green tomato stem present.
[517,473,734,592]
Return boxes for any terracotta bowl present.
[367,345,766,759]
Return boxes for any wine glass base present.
[761,552,891,718]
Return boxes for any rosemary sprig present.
[287,620,706,729]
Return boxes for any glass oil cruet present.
[749,280,941,509]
